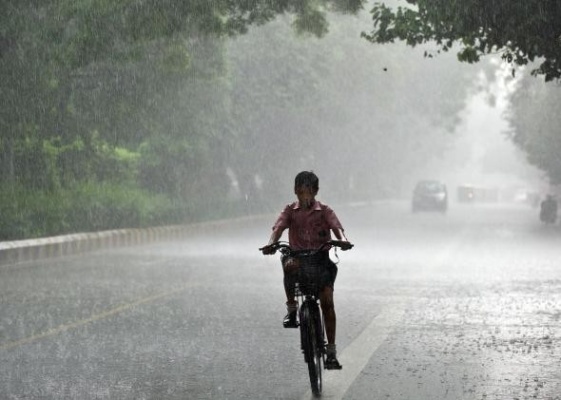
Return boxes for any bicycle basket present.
[295,252,327,296]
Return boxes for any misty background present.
[0,3,554,241]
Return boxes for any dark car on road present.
[412,180,448,213]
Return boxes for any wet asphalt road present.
[1,200,561,400]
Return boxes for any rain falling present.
[1,1,561,399]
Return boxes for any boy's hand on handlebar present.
[337,241,354,251]
[260,244,276,255]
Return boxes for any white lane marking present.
[301,303,405,400]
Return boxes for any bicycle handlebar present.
[259,240,353,255]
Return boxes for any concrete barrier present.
[0,215,269,266]
[0,201,372,266]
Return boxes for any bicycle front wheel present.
[300,303,322,396]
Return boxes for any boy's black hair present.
[294,171,319,191]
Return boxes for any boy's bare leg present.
[320,286,342,369]
[283,272,298,327]
[320,286,336,344]
[284,272,298,306]
[319,287,343,369]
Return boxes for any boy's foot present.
[325,356,342,370]
[283,311,298,328]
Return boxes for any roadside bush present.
[65,183,178,232]
[0,181,253,241]
[0,183,178,241]
[0,187,71,239]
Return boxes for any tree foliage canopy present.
[363,0,561,81]
[507,73,561,185]
[0,0,502,239]
[0,0,373,239]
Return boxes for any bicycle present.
[259,240,353,396]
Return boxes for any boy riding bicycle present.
[261,171,352,370]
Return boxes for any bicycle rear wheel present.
[300,303,322,396]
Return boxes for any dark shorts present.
[282,250,338,293]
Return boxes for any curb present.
[0,201,377,267]
[0,214,270,267]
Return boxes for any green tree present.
[224,12,482,205]
[506,73,561,184]
[363,1,561,81]
[1,0,367,187]
[0,0,488,238]
[362,1,561,184]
